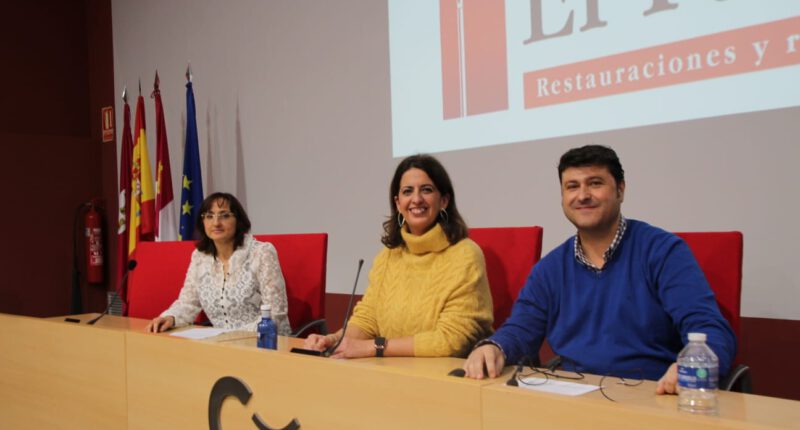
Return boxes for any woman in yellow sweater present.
[304,154,494,358]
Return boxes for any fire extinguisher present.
[84,203,104,284]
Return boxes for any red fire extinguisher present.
[84,203,104,284]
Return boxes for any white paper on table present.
[516,377,600,396]
[169,327,233,340]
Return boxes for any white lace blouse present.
[160,234,291,334]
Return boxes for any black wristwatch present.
[374,336,386,357]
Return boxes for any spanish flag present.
[128,92,156,255]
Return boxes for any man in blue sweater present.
[463,145,735,394]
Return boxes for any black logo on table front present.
[208,376,300,430]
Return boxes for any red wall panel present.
[0,0,117,317]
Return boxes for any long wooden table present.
[481,374,800,430]
[0,313,129,429]
[1,313,798,429]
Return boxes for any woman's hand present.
[329,337,377,359]
[145,316,175,333]
[304,326,384,358]
[304,333,338,352]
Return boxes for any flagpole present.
[117,84,134,315]
[179,62,203,241]
[152,69,177,241]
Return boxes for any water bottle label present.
[257,318,278,350]
[678,365,718,390]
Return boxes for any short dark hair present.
[195,192,252,256]
[558,145,625,185]
[381,154,469,248]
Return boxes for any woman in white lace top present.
[145,193,291,334]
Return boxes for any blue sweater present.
[490,219,736,381]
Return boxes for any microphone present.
[323,258,364,356]
[506,362,523,386]
[291,258,364,357]
[86,259,138,325]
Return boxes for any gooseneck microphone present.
[323,258,364,357]
[290,258,364,357]
[86,259,138,325]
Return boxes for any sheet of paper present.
[516,377,600,396]
[169,327,233,340]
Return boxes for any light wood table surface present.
[1,313,128,429]
[2,313,798,430]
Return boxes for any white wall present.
[112,0,800,320]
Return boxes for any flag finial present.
[152,70,160,99]
[122,84,128,104]
[186,62,192,82]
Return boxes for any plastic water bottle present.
[257,304,277,350]
[677,332,719,414]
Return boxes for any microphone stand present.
[290,259,364,357]
[86,260,137,325]
[323,259,364,357]
[506,363,523,386]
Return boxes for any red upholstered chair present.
[127,233,329,336]
[127,240,197,321]
[674,232,743,340]
[254,233,328,336]
[469,227,544,330]
[675,231,751,392]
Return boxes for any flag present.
[179,76,204,240]
[117,88,134,313]
[152,72,177,241]
[129,92,156,255]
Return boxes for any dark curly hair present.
[195,192,252,256]
[381,154,468,248]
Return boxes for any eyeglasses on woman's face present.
[201,211,235,222]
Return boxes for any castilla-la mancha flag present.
[152,72,177,241]
[128,93,156,255]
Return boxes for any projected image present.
[388,1,800,156]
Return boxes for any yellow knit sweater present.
[348,223,494,357]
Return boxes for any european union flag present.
[179,80,203,241]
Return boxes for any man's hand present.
[463,343,505,379]
[656,362,679,394]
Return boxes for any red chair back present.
[674,231,743,340]
[254,233,328,332]
[127,240,195,320]
[127,233,328,331]
[469,227,544,329]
